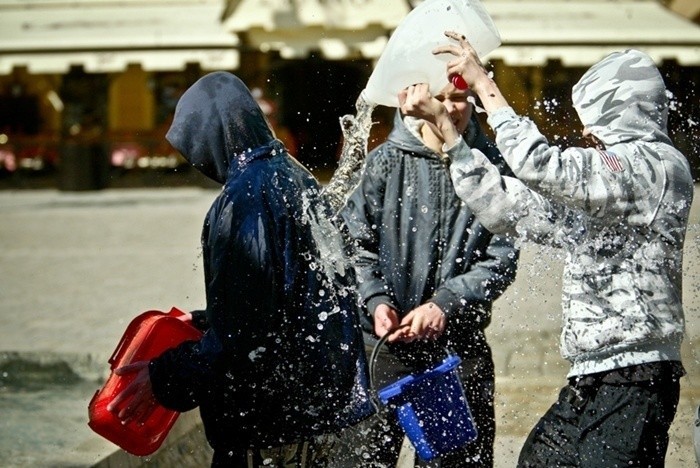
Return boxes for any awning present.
[485,0,700,66]
[0,50,239,74]
[664,0,700,22]
[222,0,700,65]
[0,0,240,74]
[222,0,410,59]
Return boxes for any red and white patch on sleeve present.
[596,149,624,173]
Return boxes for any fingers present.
[106,379,138,414]
[107,363,154,424]
[386,326,409,343]
[433,31,481,66]
[375,321,393,339]
[375,303,447,343]
[396,304,446,342]
[120,390,157,426]
[374,304,400,339]
[444,30,467,43]
[399,84,444,122]
[398,88,408,107]
[408,310,424,337]
[374,316,395,337]
[401,83,430,103]
[432,44,462,58]
[113,360,148,376]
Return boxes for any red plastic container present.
[88,306,203,456]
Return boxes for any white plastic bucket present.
[363,0,501,108]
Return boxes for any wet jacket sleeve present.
[431,229,518,326]
[426,131,519,323]
[448,137,586,249]
[150,190,283,412]
[148,332,219,412]
[487,107,641,219]
[340,150,396,317]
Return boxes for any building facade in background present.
[0,0,698,187]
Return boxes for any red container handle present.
[108,311,155,366]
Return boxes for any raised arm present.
[399,82,584,248]
[434,32,649,220]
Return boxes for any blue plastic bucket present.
[376,354,478,461]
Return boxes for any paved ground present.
[1,186,699,467]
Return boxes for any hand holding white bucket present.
[363,0,501,108]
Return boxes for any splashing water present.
[321,93,376,213]
[301,188,348,279]
[467,95,486,114]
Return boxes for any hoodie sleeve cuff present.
[148,350,198,412]
[487,106,518,131]
[366,295,395,318]
[444,137,472,164]
[430,288,461,318]
[442,135,464,153]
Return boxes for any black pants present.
[211,435,338,468]
[339,344,495,468]
[517,372,680,467]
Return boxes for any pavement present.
[1,186,699,467]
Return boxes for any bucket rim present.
[368,324,464,409]
[376,354,462,403]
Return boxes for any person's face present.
[434,84,473,135]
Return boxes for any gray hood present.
[572,49,671,147]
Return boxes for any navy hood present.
[166,71,275,184]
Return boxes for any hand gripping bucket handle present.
[369,325,479,462]
[368,323,408,406]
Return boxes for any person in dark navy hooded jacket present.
[108,71,374,466]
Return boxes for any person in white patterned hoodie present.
[398,33,694,467]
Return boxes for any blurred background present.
[1,1,699,467]
[0,0,698,190]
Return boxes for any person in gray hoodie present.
[400,33,693,467]
[340,80,519,467]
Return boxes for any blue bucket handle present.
[368,324,456,411]
[368,324,409,411]
[368,324,409,410]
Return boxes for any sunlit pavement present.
[0,187,698,467]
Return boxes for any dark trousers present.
[345,344,495,468]
[517,375,680,467]
[211,435,338,468]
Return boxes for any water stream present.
[321,92,376,214]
